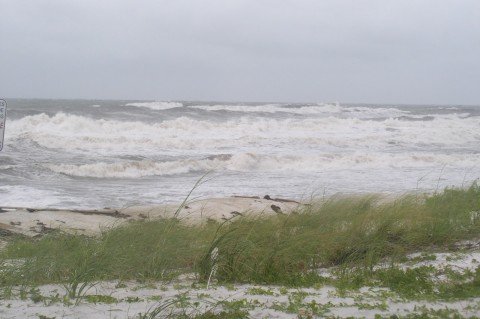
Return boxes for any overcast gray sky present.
[1,0,479,104]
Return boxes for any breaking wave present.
[188,103,343,114]
[123,101,417,118]
[7,112,480,156]
[125,101,183,110]
[46,152,480,178]
[125,101,413,118]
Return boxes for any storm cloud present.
[1,0,479,104]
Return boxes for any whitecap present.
[45,152,480,178]
[125,101,183,110]
[6,111,480,158]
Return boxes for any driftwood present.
[0,206,130,218]
[232,195,300,204]
[263,195,300,204]
[232,195,260,199]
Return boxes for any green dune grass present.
[1,182,479,292]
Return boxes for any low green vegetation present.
[376,306,480,319]
[1,183,479,301]
[331,264,480,300]
[134,294,251,319]
[245,287,275,295]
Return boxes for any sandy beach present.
[1,234,479,318]
[0,196,301,237]
[1,189,480,318]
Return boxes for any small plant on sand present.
[84,294,118,304]
[29,287,44,303]
[137,298,178,319]
[246,287,275,295]
[63,268,97,305]
[189,309,249,319]
[135,296,249,319]
[272,291,332,317]
[219,299,255,312]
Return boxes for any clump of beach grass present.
[0,182,479,292]
[0,219,218,286]
[198,182,480,286]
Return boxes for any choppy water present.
[0,99,479,209]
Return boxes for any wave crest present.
[125,101,183,110]
[7,112,479,155]
[45,152,480,178]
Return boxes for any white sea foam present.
[189,103,335,114]
[45,152,480,178]
[126,101,183,110]
[124,101,411,118]
[47,160,203,178]
[0,185,69,207]
[188,103,409,117]
[342,106,410,118]
[6,112,480,156]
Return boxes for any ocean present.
[0,99,479,209]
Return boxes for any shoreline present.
[0,195,303,237]
[0,188,446,238]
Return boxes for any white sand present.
[0,196,301,237]
[1,270,479,318]
[1,246,479,318]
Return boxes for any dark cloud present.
[1,0,479,104]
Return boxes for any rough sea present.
[1,99,479,209]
